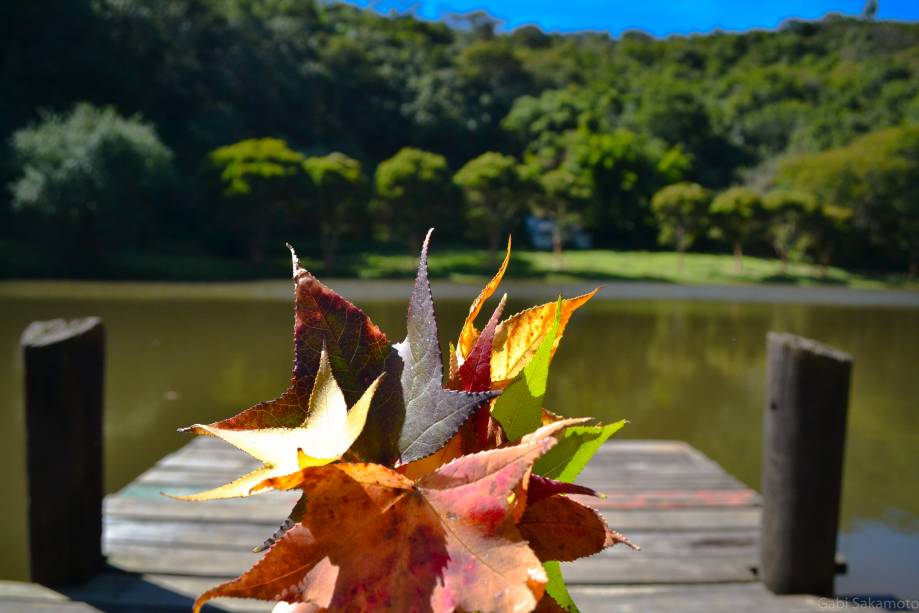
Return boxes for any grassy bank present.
[2,240,917,289]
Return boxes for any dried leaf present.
[194,436,556,613]
[184,247,402,463]
[528,474,601,505]
[491,290,598,386]
[519,495,632,562]
[172,349,381,500]
[455,294,506,392]
[254,493,307,553]
[492,298,561,441]
[457,236,512,359]
[395,229,498,463]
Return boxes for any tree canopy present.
[3,2,919,275]
[10,103,174,261]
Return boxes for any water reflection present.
[0,287,916,598]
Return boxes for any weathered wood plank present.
[60,573,272,612]
[104,519,758,559]
[602,508,760,531]
[135,469,748,490]
[101,541,759,585]
[565,584,878,612]
[5,439,837,612]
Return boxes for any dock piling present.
[761,332,852,596]
[21,318,105,585]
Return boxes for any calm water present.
[1,283,917,598]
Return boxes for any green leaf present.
[543,560,579,613]
[533,420,627,483]
[492,298,561,441]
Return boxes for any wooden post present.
[761,332,852,596]
[21,318,105,585]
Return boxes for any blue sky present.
[346,0,919,36]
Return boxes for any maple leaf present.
[534,420,627,483]
[456,236,512,360]
[527,474,601,505]
[193,431,560,613]
[538,561,579,613]
[492,298,561,441]
[171,348,382,501]
[518,494,637,562]
[455,293,506,392]
[491,290,598,387]
[395,229,498,463]
[183,246,403,464]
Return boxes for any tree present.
[650,182,711,268]
[709,187,765,272]
[804,204,854,276]
[454,152,535,265]
[763,190,818,274]
[209,137,305,263]
[374,147,458,252]
[779,125,919,276]
[9,103,174,261]
[565,129,691,248]
[302,152,369,270]
[535,163,593,269]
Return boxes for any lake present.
[1,281,917,599]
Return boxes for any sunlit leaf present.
[491,289,598,386]
[183,246,403,463]
[540,561,579,613]
[528,473,601,505]
[457,236,512,359]
[534,420,627,483]
[519,494,636,562]
[493,298,561,441]
[172,349,381,500]
[395,229,498,462]
[194,435,557,613]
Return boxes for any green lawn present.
[1,239,916,289]
[356,249,917,290]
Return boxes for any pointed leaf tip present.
[458,236,512,359]
[397,228,501,462]
[286,243,300,277]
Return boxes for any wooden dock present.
[1,438,864,612]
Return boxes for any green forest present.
[2,1,919,279]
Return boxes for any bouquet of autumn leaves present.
[173,229,636,613]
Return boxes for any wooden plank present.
[564,584,875,612]
[602,508,760,531]
[104,519,273,550]
[0,581,69,602]
[563,555,757,584]
[578,488,760,510]
[105,492,761,531]
[135,471,752,499]
[104,519,758,559]
[60,573,272,612]
[103,544,259,578]
[101,541,759,585]
[104,493,299,523]
[0,604,106,612]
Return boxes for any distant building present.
[524,215,593,250]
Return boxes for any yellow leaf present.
[457,236,511,360]
[171,348,380,501]
[490,290,598,387]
